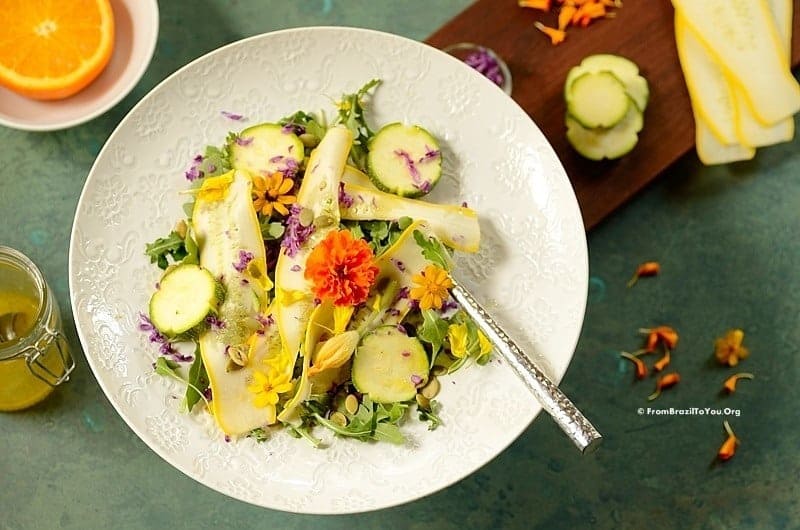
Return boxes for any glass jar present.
[0,246,74,411]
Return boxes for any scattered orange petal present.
[620,351,647,380]
[640,326,679,351]
[717,420,739,461]
[534,22,566,45]
[647,372,680,401]
[653,349,671,372]
[723,372,754,394]
[519,0,551,11]
[627,261,660,287]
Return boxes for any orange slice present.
[0,0,115,100]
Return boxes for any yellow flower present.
[247,369,293,409]
[714,329,750,366]
[197,173,234,203]
[477,330,492,356]
[410,264,453,310]
[252,172,296,218]
[448,323,469,359]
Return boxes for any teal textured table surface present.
[2,1,799,529]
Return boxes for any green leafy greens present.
[334,79,381,171]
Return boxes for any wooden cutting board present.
[426,1,800,229]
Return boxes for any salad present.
[142,80,492,446]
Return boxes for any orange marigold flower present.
[252,172,296,218]
[304,229,379,306]
[410,264,453,310]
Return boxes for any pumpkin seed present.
[174,219,188,239]
[421,377,440,399]
[431,365,447,376]
[331,411,348,427]
[415,394,431,410]
[298,207,314,227]
[345,394,359,415]
[227,344,249,367]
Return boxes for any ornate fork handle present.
[450,278,602,454]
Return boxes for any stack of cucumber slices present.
[564,54,650,161]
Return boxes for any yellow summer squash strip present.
[192,171,280,435]
[671,0,800,125]
[695,116,755,165]
[340,167,480,253]
[733,0,794,146]
[674,15,742,146]
[274,126,352,422]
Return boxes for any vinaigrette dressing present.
[0,247,73,411]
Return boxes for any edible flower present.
[534,22,566,45]
[620,351,647,379]
[233,249,254,273]
[717,420,739,461]
[714,329,750,366]
[221,110,244,121]
[448,323,470,359]
[185,154,204,182]
[647,372,680,401]
[252,172,296,218]
[281,204,315,257]
[247,369,293,423]
[305,229,379,306]
[639,325,679,351]
[308,331,360,376]
[197,173,234,203]
[558,4,578,30]
[410,264,454,310]
[627,261,660,287]
[723,372,754,394]
[477,330,493,356]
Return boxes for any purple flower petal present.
[410,374,423,386]
[221,110,244,121]
[232,249,254,272]
[338,182,354,208]
[281,204,315,257]
[235,136,254,147]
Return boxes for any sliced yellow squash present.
[340,166,480,253]
[192,170,281,435]
[672,0,800,125]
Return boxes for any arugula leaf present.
[373,422,405,444]
[201,145,231,178]
[154,357,179,377]
[418,399,443,431]
[334,79,381,171]
[412,230,451,270]
[417,309,449,359]
[279,110,328,143]
[247,427,270,443]
[185,346,208,411]
[145,231,188,270]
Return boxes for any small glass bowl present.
[442,42,513,96]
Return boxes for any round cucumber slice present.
[366,122,442,198]
[229,123,304,176]
[566,100,644,160]
[352,326,429,403]
[565,54,650,112]
[566,71,630,129]
[149,264,219,337]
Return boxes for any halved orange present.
[0,0,115,100]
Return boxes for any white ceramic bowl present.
[69,27,588,514]
[0,0,159,132]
